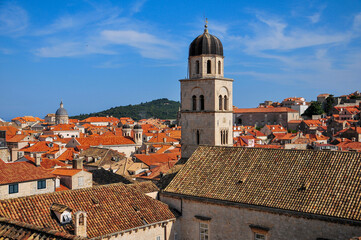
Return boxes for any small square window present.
[9,183,19,194]
[78,176,84,186]
[156,236,161,240]
[37,180,46,189]
[255,233,266,240]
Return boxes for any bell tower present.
[180,21,233,159]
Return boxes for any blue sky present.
[1,0,361,120]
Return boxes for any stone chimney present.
[74,211,87,237]
[73,158,83,170]
[35,153,42,166]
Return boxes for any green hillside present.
[71,98,180,121]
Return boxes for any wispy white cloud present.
[0,47,13,54]
[130,0,147,15]
[239,14,351,53]
[101,30,178,59]
[34,41,115,58]
[227,11,361,91]
[0,2,28,36]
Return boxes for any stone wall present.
[0,148,10,162]
[0,178,55,199]
[101,221,174,240]
[234,111,300,128]
[160,194,361,240]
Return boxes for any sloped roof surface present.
[0,159,55,184]
[164,146,361,221]
[0,183,175,238]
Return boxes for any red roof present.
[48,124,78,131]
[21,142,59,153]
[81,117,119,123]
[0,159,55,184]
[75,136,135,146]
[23,156,67,169]
[134,153,179,166]
[6,134,29,143]
[233,107,297,113]
[51,168,83,176]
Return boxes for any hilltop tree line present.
[71,98,180,121]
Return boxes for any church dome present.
[134,124,142,129]
[55,101,68,116]
[123,124,130,129]
[189,26,223,57]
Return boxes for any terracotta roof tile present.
[0,159,55,184]
[0,183,175,238]
[164,146,361,221]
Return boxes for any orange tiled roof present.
[0,159,55,184]
[21,142,59,153]
[23,156,67,169]
[49,124,78,131]
[0,217,81,240]
[164,146,361,221]
[134,153,179,166]
[0,183,175,238]
[81,117,119,123]
[12,116,44,123]
[266,124,287,132]
[6,134,29,143]
[303,120,323,127]
[57,148,77,161]
[337,140,361,152]
[51,168,83,176]
[148,132,179,143]
[234,107,297,113]
[75,136,135,146]
[55,184,70,192]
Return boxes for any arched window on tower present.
[196,60,200,74]
[207,60,211,74]
[218,61,221,74]
[79,213,84,226]
[196,130,200,145]
[219,95,223,110]
[225,130,228,144]
[192,95,197,111]
[200,95,204,110]
[224,95,228,110]
[220,130,223,145]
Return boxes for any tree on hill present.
[302,101,324,118]
[325,95,336,115]
[71,98,180,121]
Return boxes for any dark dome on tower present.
[189,27,223,57]
[55,101,68,116]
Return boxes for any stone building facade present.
[233,107,300,128]
[161,146,361,240]
[161,194,361,240]
[180,24,233,159]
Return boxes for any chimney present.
[163,138,167,143]
[74,211,87,238]
[73,158,83,170]
[35,153,42,167]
